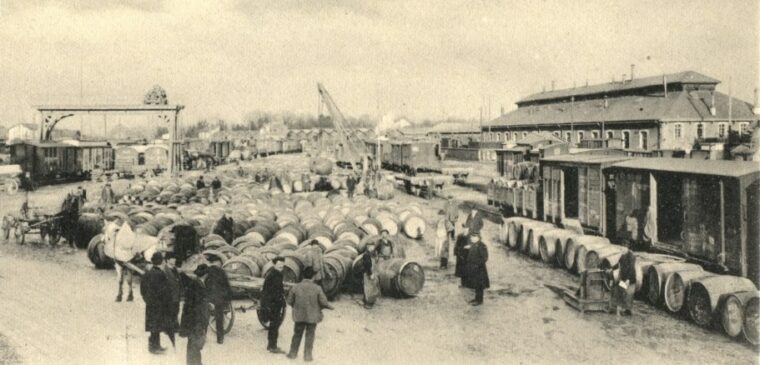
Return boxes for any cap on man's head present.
[194,264,209,277]
[309,239,320,246]
[272,256,285,264]
[302,267,315,279]
[151,252,164,265]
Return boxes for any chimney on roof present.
[754,88,760,115]
[551,80,555,91]
[630,64,635,81]
[710,91,717,116]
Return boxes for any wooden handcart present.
[212,275,294,335]
[2,209,64,245]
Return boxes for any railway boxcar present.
[62,140,113,171]
[9,140,104,183]
[114,144,169,176]
[209,140,232,161]
[605,158,760,285]
[389,140,441,174]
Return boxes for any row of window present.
[673,122,749,139]
[482,130,646,149]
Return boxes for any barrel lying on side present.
[647,262,704,306]
[719,291,760,339]
[377,258,425,298]
[687,275,758,327]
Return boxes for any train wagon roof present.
[60,139,111,147]
[541,154,632,165]
[610,157,760,178]
[10,140,71,148]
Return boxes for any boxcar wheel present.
[209,302,235,335]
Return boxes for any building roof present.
[542,154,632,165]
[518,71,720,105]
[516,131,565,146]
[61,139,110,147]
[610,157,760,178]
[429,122,480,133]
[488,90,757,128]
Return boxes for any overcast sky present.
[0,0,757,129]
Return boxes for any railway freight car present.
[113,144,169,177]
[9,140,112,184]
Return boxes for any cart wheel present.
[209,302,235,335]
[257,305,286,330]
[6,180,18,195]
[15,224,26,244]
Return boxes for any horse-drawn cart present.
[213,275,294,335]
[1,208,64,245]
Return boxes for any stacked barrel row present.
[502,217,759,346]
[96,173,427,301]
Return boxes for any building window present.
[489,132,495,141]
[591,131,599,139]
[505,133,511,141]
[44,148,57,158]
[740,123,749,134]
[578,131,585,141]
[697,124,704,139]
[640,130,648,150]
[496,132,502,141]
[552,131,560,138]
[622,131,630,149]
[718,123,727,138]
[606,131,614,140]
[522,132,528,138]
[565,132,572,142]
[138,153,146,165]
[674,124,682,139]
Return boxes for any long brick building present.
[483,71,759,155]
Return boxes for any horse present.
[102,219,138,302]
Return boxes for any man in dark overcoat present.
[464,208,484,236]
[163,252,183,348]
[261,256,286,353]
[213,214,234,244]
[180,265,211,365]
[465,233,489,306]
[453,233,470,287]
[204,262,232,344]
[140,252,171,354]
[346,175,357,199]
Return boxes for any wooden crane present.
[317,83,366,174]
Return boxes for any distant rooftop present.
[518,71,720,106]
[34,104,184,112]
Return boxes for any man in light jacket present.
[286,267,334,362]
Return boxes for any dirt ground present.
[0,154,757,365]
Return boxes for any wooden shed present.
[540,154,631,234]
[606,158,760,284]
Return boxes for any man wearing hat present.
[286,267,334,362]
[100,182,115,210]
[464,208,483,237]
[361,241,381,309]
[180,264,211,365]
[303,240,324,284]
[376,230,395,260]
[140,252,171,354]
[204,261,232,344]
[163,252,183,348]
[464,232,489,306]
[262,256,287,353]
[445,195,459,240]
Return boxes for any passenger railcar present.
[9,140,112,184]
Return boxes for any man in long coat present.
[180,265,211,365]
[204,262,232,344]
[609,249,637,316]
[453,234,470,287]
[163,252,183,348]
[261,256,286,353]
[464,208,484,236]
[213,214,234,244]
[346,175,357,199]
[140,252,171,353]
[465,233,489,306]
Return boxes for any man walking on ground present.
[346,174,357,199]
[180,265,211,365]
[465,232,489,306]
[464,208,483,236]
[141,252,171,354]
[205,261,232,344]
[163,252,183,349]
[608,248,637,316]
[286,267,334,362]
[262,256,287,354]
[361,241,381,309]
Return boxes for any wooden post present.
[560,169,566,222]
[649,172,658,243]
[719,179,726,265]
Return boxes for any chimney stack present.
[710,91,717,116]
[630,64,635,81]
[551,80,555,91]
[753,88,760,115]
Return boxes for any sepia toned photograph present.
[0,1,758,364]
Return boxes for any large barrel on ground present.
[76,213,105,249]
[522,222,554,258]
[647,262,704,305]
[568,236,610,274]
[222,256,261,278]
[538,229,566,264]
[402,214,426,239]
[506,218,528,249]
[309,158,333,176]
[719,291,760,339]
[86,234,114,269]
[687,275,758,327]
[584,245,625,271]
[743,295,760,345]
[553,230,578,268]
[663,271,717,313]
[376,258,425,297]
[321,253,354,299]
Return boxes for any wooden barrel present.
[361,218,383,236]
[553,230,577,268]
[570,236,610,274]
[687,275,758,327]
[538,229,565,264]
[663,271,716,314]
[86,234,114,269]
[720,291,760,338]
[262,256,302,284]
[523,222,554,258]
[275,224,307,246]
[506,218,526,249]
[375,213,400,236]
[321,254,354,299]
[202,249,228,265]
[584,245,625,271]
[402,214,426,239]
[647,262,704,305]
[377,258,425,297]
[222,256,261,278]
[743,295,760,345]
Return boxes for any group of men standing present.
[140,252,232,365]
[440,197,490,306]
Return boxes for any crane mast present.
[317,83,365,174]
